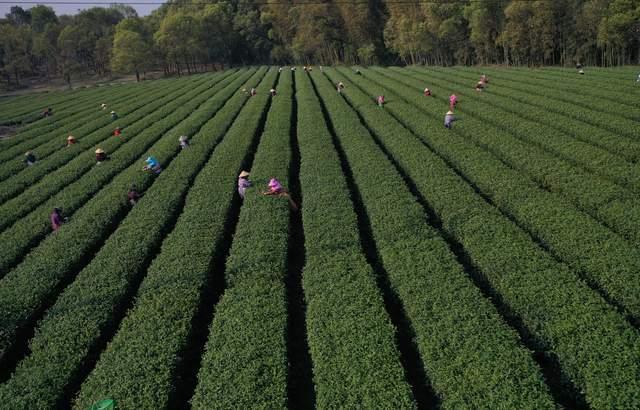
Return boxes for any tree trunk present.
[136,70,140,82]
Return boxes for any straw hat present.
[239,170,250,178]
[446,111,454,115]
[110,111,115,114]
[25,151,32,156]
[67,135,75,140]
[95,148,105,154]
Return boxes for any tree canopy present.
[0,0,638,86]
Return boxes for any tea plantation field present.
[0,66,639,409]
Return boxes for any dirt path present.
[0,126,18,140]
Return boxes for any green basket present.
[90,399,116,410]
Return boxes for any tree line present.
[1,0,638,87]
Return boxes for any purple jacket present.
[51,212,62,231]
[238,178,252,199]
[444,114,455,127]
